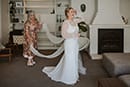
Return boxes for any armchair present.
[0,43,12,62]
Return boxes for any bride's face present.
[67,9,75,19]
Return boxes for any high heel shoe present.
[31,59,36,65]
[27,56,36,66]
[27,57,34,66]
[23,54,28,58]
[27,60,33,66]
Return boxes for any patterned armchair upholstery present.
[13,35,24,45]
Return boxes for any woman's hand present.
[78,33,80,37]
[73,33,80,38]
[37,22,42,30]
[39,23,42,29]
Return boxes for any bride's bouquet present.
[78,21,89,33]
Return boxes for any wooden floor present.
[0,49,108,87]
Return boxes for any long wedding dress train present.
[42,20,86,85]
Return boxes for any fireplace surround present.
[89,0,130,59]
[89,24,130,60]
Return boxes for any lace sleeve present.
[61,21,79,39]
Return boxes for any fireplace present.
[98,29,124,54]
[89,0,130,59]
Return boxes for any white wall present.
[0,0,1,42]
[120,0,130,53]
[71,0,96,24]
[92,0,124,24]
[120,0,130,24]
[1,0,9,44]
[71,0,130,24]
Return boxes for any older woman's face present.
[67,9,76,19]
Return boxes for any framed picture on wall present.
[16,2,23,7]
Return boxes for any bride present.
[42,7,86,85]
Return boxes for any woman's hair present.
[65,7,73,18]
[27,10,35,19]
[25,10,39,24]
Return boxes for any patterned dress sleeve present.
[24,22,32,42]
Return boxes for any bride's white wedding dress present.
[42,20,86,85]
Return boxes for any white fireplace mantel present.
[92,0,124,24]
[89,24,130,59]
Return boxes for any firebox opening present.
[98,28,124,54]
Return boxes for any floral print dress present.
[23,20,41,58]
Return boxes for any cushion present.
[13,35,25,44]
[14,23,24,30]
[102,53,130,76]
[119,74,130,87]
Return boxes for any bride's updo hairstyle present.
[65,7,73,18]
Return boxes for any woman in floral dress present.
[23,10,42,66]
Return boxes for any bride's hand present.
[78,33,80,37]
[74,33,80,38]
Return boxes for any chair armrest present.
[0,48,12,54]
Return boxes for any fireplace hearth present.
[98,29,124,54]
